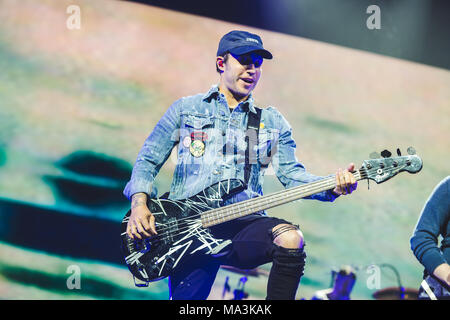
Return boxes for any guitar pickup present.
[163,218,178,243]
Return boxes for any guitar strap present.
[244,107,262,186]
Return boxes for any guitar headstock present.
[360,147,423,184]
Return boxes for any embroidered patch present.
[190,131,208,141]
[190,140,205,157]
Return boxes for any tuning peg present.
[381,150,392,158]
[407,146,416,155]
[396,148,401,156]
[369,152,380,159]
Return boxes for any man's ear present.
[217,56,225,72]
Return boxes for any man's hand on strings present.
[333,163,358,196]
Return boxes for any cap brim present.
[229,46,273,59]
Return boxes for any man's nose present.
[246,64,256,73]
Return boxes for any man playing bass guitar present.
[123,30,357,300]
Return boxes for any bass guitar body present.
[120,179,246,283]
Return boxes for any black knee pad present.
[272,245,307,276]
[266,245,307,300]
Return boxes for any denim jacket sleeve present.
[123,99,182,201]
[270,108,338,202]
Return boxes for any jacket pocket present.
[183,114,214,129]
[179,114,216,162]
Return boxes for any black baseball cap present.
[217,30,273,59]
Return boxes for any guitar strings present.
[139,165,398,242]
[199,163,411,227]
[133,174,339,238]
[139,165,392,243]
[132,165,406,243]
[145,176,342,244]
[152,167,360,233]
[161,170,357,228]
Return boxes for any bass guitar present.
[121,148,422,284]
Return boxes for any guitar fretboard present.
[201,170,364,228]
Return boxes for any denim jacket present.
[123,85,337,206]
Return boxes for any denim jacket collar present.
[202,84,257,114]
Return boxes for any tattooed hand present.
[127,193,157,240]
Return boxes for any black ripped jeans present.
[168,214,306,300]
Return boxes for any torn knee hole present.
[271,224,300,240]
[271,224,304,248]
